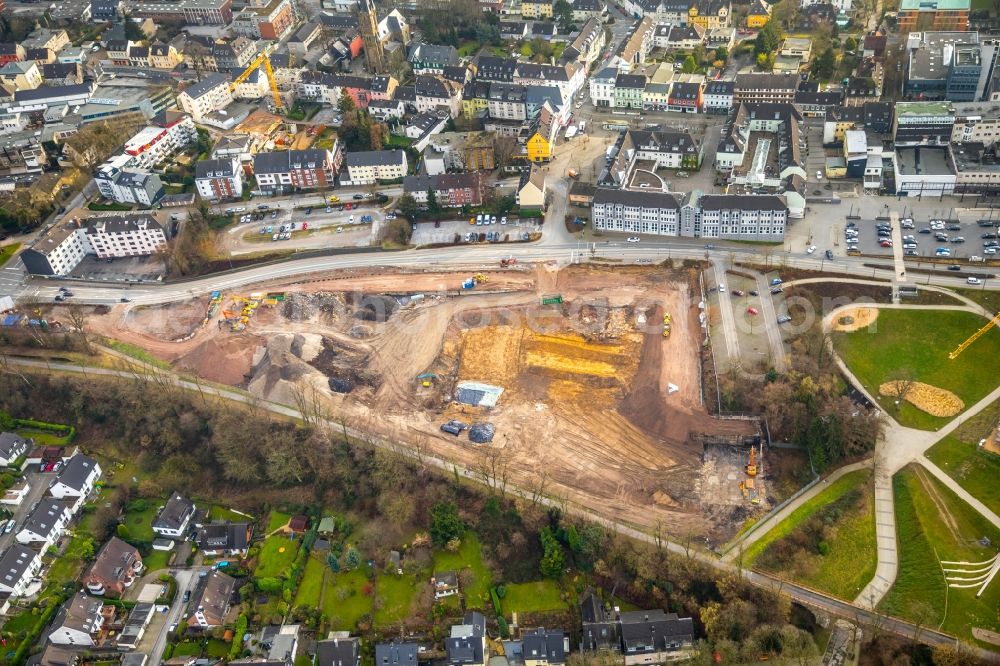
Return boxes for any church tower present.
[357,0,386,74]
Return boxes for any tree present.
[539,527,564,578]
[771,0,798,31]
[338,90,357,116]
[397,193,420,221]
[681,54,698,73]
[716,45,729,62]
[844,36,858,52]
[754,20,782,55]
[756,53,774,71]
[813,47,836,79]
[343,547,361,570]
[553,0,574,30]
[429,501,463,546]
[493,136,519,169]
[426,188,443,221]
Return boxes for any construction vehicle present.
[663,312,671,324]
[417,373,437,387]
[462,278,476,290]
[949,311,1000,359]
[663,323,671,338]
[229,44,283,113]
[541,294,563,305]
[567,169,579,179]
[473,273,489,284]
[746,447,758,477]
[500,256,517,267]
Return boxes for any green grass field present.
[293,552,326,608]
[294,553,374,629]
[14,427,72,446]
[143,549,172,572]
[104,339,172,370]
[375,573,420,626]
[254,535,300,579]
[433,533,493,609]
[880,465,1000,645]
[266,510,292,533]
[744,470,877,600]
[500,581,566,614]
[832,309,1000,429]
[925,400,1000,516]
[208,505,252,523]
[123,505,159,542]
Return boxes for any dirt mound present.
[124,301,207,341]
[879,381,964,417]
[175,335,262,385]
[281,292,346,323]
[308,336,380,389]
[347,294,400,322]
[833,307,879,332]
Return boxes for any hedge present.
[229,614,248,659]
[13,419,75,441]
[11,593,68,665]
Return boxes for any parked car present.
[806,245,817,254]
[352,194,363,200]
[626,236,640,243]
[731,289,744,296]
[777,314,792,324]
[770,278,782,286]
[770,286,783,294]
[947,265,962,271]
[825,249,834,260]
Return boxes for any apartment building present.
[95,159,165,206]
[85,215,168,258]
[195,157,243,200]
[402,172,486,206]
[177,73,233,122]
[487,82,528,121]
[121,114,197,170]
[253,148,341,193]
[733,73,800,104]
[344,150,408,184]
[231,0,296,40]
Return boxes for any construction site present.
[81,262,780,540]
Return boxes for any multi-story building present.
[703,80,734,113]
[616,16,655,69]
[525,103,559,162]
[698,195,787,241]
[121,114,197,170]
[131,0,233,25]
[669,81,703,113]
[514,62,585,101]
[0,61,43,93]
[0,44,25,67]
[344,150,408,184]
[688,0,730,29]
[733,73,800,104]
[415,75,463,117]
[231,0,296,40]
[589,67,617,108]
[408,42,459,75]
[521,0,553,17]
[487,82,528,121]
[403,172,486,206]
[253,148,342,193]
[149,42,183,69]
[95,157,165,206]
[893,100,955,146]
[613,74,646,109]
[600,126,702,187]
[561,17,605,69]
[86,214,168,258]
[19,224,90,276]
[897,0,969,33]
[82,537,143,598]
[474,56,517,83]
[904,31,998,102]
[49,594,105,647]
[195,157,243,200]
[178,73,233,121]
[570,0,608,20]
[0,545,41,605]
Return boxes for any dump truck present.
[462,278,476,289]
[473,273,489,284]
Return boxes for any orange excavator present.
[746,447,758,477]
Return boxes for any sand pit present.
[124,301,207,341]
[833,307,879,332]
[879,381,965,417]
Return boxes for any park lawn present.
[254,535,300,579]
[321,568,373,630]
[209,505,252,523]
[293,553,326,608]
[501,580,567,614]
[743,469,871,565]
[433,533,493,609]
[924,400,1000,516]
[0,243,21,268]
[375,572,421,626]
[832,309,1000,429]
[880,465,1000,644]
[266,510,292,533]
[123,504,159,542]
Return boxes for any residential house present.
[0,44,26,67]
[446,612,488,666]
[253,148,342,194]
[522,628,565,666]
[517,165,546,209]
[2,479,31,507]
[570,0,608,20]
[474,56,517,83]
[94,163,165,207]
[619,609,694,663]
[196,522,253,557]
[187,571,236,628]
[48,594,106,647]
[500,21,530,40]
[196,157,243,201]
[177,73,234,122]
[368,98,405,121]
[23,28,69,53]
[702,80,733,113]
[415,75,463,118]
[688,0,730,29]
[41,62,83,86]
[521,0,554,18]
[589,67,617,108]
[149,43,183,69]
[746,0,771,27]
[668,81,703,113]
[733,72,799,104]
[0,61,43,93]
[526,103,558,162]
[91,0,122,21]
[0,433,28,466]
[0,544,42,599]
[613,74,645,109]
[82,537,143,598]
[403,173,486,207]
[152,493,197,539]
[316,638,360,666]
[408,42,459,75]
[561,17,605,69]
[48,454,101,512]
[488,82,528,121]
[376,643,418,666]
[344,150,408,184]
[514,62,585,101]
[258,624,301,664]
[579,591,621,652]
[433,570,459,598]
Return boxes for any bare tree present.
[476,441,512,497]
[890,368,916,408]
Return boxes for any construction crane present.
[949,312,1000,359]
[230,46,283,113]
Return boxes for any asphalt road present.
[2,354,994,661]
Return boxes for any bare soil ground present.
[832,307,879,332]
[87,263,759,540]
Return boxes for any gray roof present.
[593,188,682,209]
[0,433,28,460]
[0,544,37,587]
[522,629,564,662]
[196,522,251,551]
[153,493,195,531]
[84,214,163,236]
[408,42,458,67]
[344,150,405,168]
[182,73,229,100]
[21,498,67,539]
[13,83,91,103]
[54,454,99,492]
[196,158,238,179]
[375,643,418,666]
[316,638,360,666]
[619,609,693,652]
[253,149,331,175]
[699,194,788,211]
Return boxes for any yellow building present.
[689,0,730,29]
[521,0,554,18]
[746,0,771,28]
[526,104,557,162]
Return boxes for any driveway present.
[138,568,203,664]
[0,469,57,552]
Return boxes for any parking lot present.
[68,255,167,283]
[411,217,542,245]
[833,215,1000,262]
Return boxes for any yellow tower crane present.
[230,46,284,113]
[949,312,1000,359]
